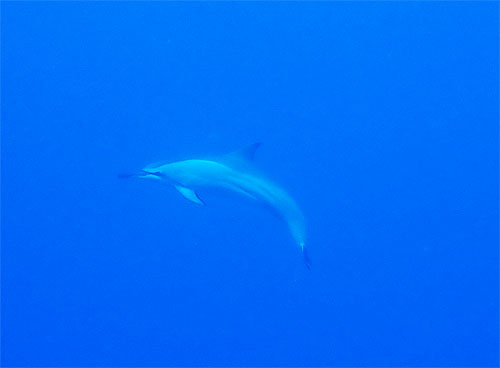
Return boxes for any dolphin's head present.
[118,162,169,181]
[139,163,169,181]
[119,160,192,186]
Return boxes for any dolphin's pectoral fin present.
[175,185,205,205]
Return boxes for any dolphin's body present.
[126,143,309,267]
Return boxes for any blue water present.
[2,2,498,367]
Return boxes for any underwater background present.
[1,1,499,367]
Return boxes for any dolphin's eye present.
[151,172,164,177]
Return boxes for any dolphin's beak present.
[138,170,164,180]
[117,172,137,179]
[117,170,163,180]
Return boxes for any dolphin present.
[122,143,310,268]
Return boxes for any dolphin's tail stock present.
[300,242,311,269]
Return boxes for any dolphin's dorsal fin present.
[220,142,262,169]
[228,142,261,162]
[175,185,205,205]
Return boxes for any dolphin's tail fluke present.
[301,242,311,269]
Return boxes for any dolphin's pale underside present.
[123,143,310,268]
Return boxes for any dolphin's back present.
[167,159,306,248]
[144,152,308,267]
